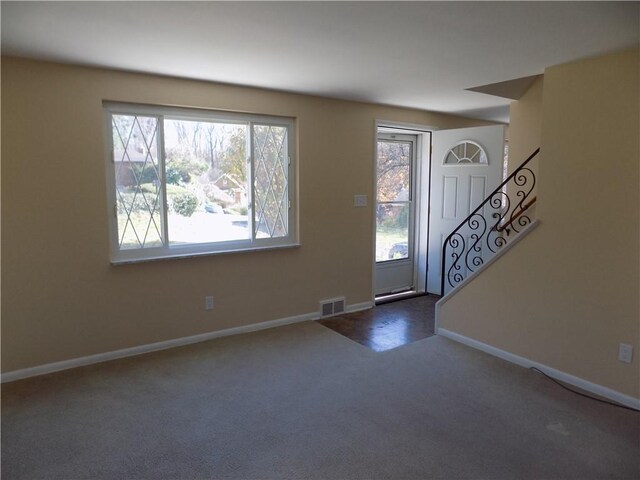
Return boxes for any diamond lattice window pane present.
[253,125,288,239]
[112,114,164,249]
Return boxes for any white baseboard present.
[1,301,373,384]
[345,301,374,314]
[437,328,640,411]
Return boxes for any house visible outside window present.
[104,103,297,263]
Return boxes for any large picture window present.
[105,103,297,263]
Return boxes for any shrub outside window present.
[104,103,297,263]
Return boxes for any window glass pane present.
[376,203,410,262]
[163,119,250,244]
[445,142,487,164]
[112,114,164,249]
[107,105,296,263]
[377,141,411,202]
[253,125,288,239]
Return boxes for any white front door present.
[427,125,505,294]
[375,133,417,296]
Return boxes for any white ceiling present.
[2,2,638,123]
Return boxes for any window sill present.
[110,242,302,266]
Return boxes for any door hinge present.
[114,204,118,218]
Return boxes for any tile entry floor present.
[318,294,440,352]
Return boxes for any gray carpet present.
[2,321,639,479]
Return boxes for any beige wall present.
[507,75,543,172]
[439,48,640,398]
[503,76,543,219]
[1,57,490,372]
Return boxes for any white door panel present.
[427,125,505,294]
[375,261,414,296]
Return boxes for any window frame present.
[104,102,298,264]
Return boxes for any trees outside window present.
[106,104,296,263]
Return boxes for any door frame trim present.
[372,120,436,303]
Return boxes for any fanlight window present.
[444,141,488,165]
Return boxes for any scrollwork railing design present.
[440,148,540,296]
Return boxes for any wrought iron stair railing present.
[440,148,540,296]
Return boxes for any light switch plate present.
[354,195,367,207]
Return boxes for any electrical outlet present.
[618,343,633,364]
[205,296,214,311]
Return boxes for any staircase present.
[441,148,540,296]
